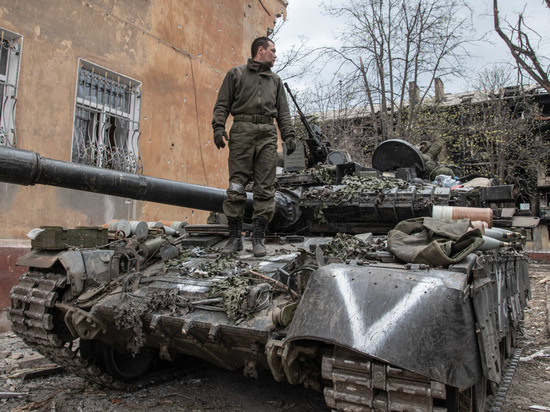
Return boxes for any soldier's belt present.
[233,114,273,124]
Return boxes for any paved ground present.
[0,262,548,412]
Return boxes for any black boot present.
[222,218,243,255]
[252,218,268,257]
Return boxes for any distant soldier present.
[212,36,296,257]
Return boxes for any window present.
[0,29,22,147]
[71,60,142,173]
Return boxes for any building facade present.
[0,0,288,237]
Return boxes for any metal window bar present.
[72,67,142,173]
[0,37,20,148]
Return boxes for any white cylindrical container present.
[103,219,131,238]
[161,220,188,236]
[160,221,188,233]
[470,220,488,234]
[162,225,177,236]
[432,206,493,228]
[130,221,149,239]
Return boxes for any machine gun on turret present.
[284,83,331,168]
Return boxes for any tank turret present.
[0,143,522,234]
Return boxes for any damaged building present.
[313,80,550,254]
[0,0,288,328]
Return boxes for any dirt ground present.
[0,263,549,412]
[500,262,550,412]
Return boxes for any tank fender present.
[16,249,114,296]
[16,249,64,269]
[57,250,114,295]
[286,263,482,389]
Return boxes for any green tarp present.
[387,217,485,267]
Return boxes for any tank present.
[0,143,531,412]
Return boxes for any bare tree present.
[318,0,476,142]
[493,0,550,93]
[271,17,317,82]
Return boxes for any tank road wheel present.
[102,344,156,381]
[472,378,487,412]
[446,378,487,412]
[80,340,157,381]
[10,270,160,388]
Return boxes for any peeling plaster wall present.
[0,0,288,239]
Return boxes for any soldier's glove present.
[285,138,296,156]
[214,128,229,149]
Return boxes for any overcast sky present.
[275,0,550,94]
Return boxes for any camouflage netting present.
[114,289,179,355]
[337,175,409,196]
[163,250,250,277]
[302,175,410,222]
[162,249,195,273]
[387,217,484,267]
[302,175,409,203]
[307,166,336,185]
[323,233,386,261]
[208,275,254,324]
[162,249,266,323]
[196,255,251,277]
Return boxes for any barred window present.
[0,29,22,147]
[71,60,142,173]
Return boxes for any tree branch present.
[493,0,550,93]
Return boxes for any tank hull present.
[9,230,529,411]
[2,143,531,411]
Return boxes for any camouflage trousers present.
[223,120,278,221]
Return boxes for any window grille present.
[0,29,22,147]
[71,61,142,173]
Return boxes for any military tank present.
[0,139,530,412]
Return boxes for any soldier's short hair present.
[251,37,273,58]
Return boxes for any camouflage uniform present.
[212,59,295,222]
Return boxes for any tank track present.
[322,342,525,412]
[322,346,449,411]
[8,270,180,391]
[488,347,523,412]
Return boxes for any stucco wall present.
[526,224,550,251]
[0,0,287,239]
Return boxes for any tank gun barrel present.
[0,145,251,214]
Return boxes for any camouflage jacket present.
[212,59,295,142]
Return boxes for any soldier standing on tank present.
[212,36,296,257]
